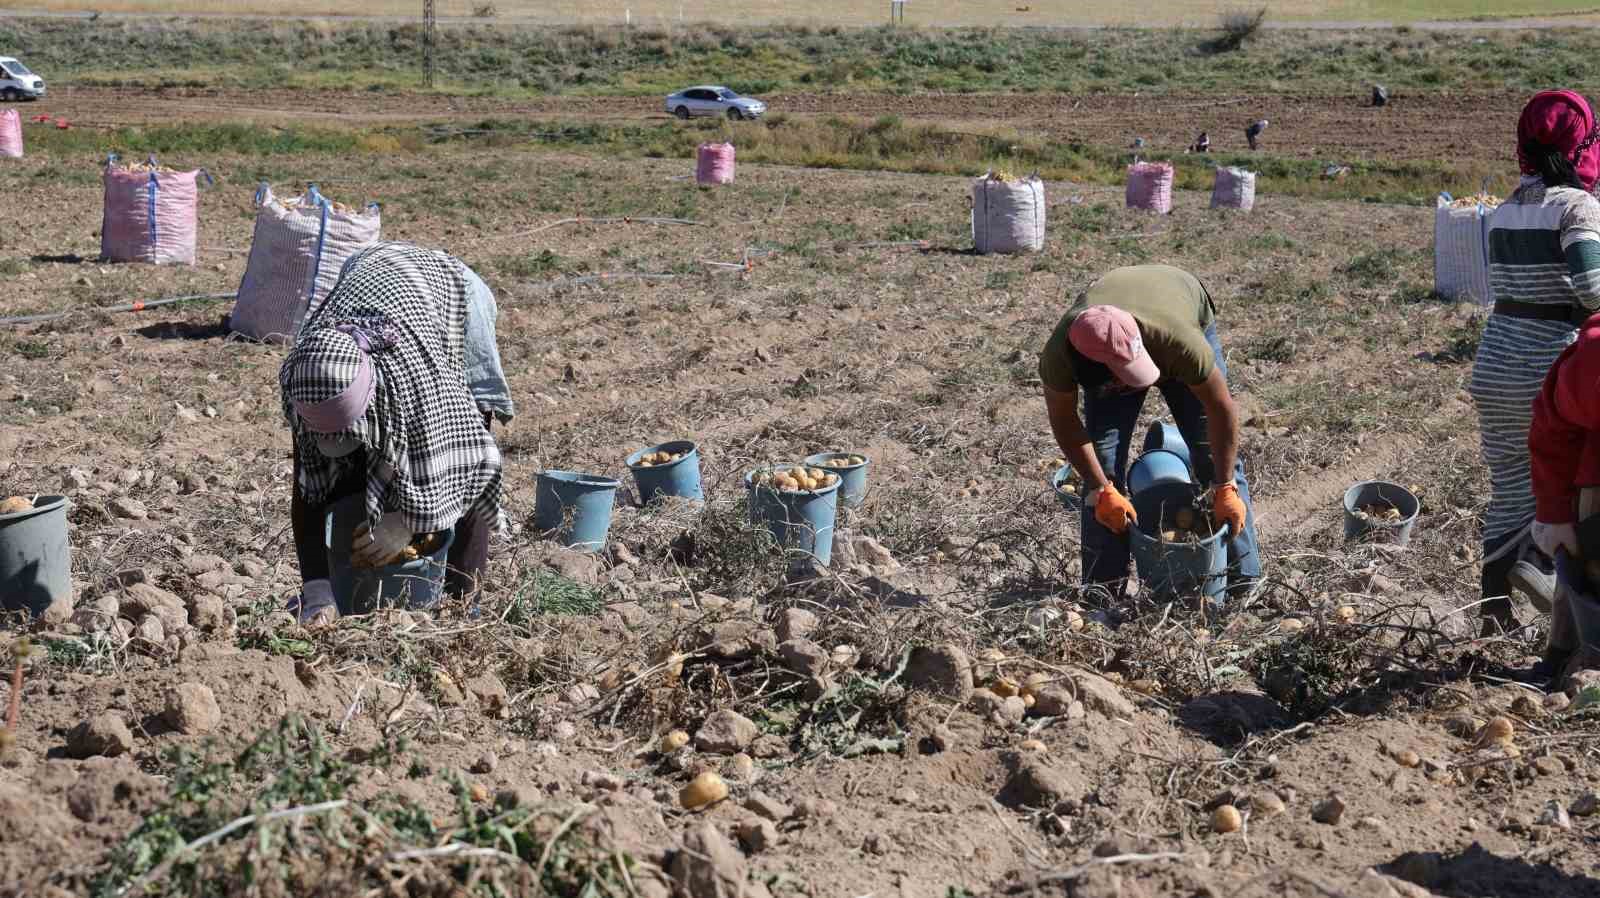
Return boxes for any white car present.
[665,85,766,121]
[0,57,45,101]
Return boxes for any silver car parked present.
[665,86,767,121]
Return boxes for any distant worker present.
[1470,89,1600,636]
[1189,131,1210,154]
[1038,264,1260,602]
[1245,119,1268,151]
[1130,136,1147,151]
[1372,85,1389,107]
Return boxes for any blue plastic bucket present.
[0,495,71,617]
[803,452,870,509]
[325,494,454,614]
[627,440,704,504]
[1051,464,1083,512]
[1342,481,1420,546]
[745,465,841,566]
[1143,422,1192,466]
[535,471,621,552]
[1127,448,1194,496]
[1128,481,1228,600]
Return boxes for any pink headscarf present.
[1518,89,1600,190]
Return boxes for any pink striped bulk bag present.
[0,109,21,159]
[230,184,382,343]
[1125,161,1174,214]
[100,155,209,265]
[696,142,735,186]
[1210,166,1256,211]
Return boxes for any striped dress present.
[1470,176,1600,557]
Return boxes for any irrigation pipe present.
[0,292,236,327]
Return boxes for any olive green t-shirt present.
[1037,265,1217,391]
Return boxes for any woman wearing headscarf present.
[280,243,514,625]
[1470,89,1600,635]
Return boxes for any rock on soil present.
[185,594,230,632]
[905,644,974,699]
[1031,684,1076,717]
[1312,794,1347,825]
[545,547,601,586]
[737,818,781,853]
[968,690,1026,725]
[1571,792,1600,817]
[779,638,830,677]
[132,615,165,644]
[1070,668,1137,718]
[776,607,819,642]
[162,683,222,735]
[464,673,510,716]
[696,709,759,755]
[67,712,134,758]
[745,791,793,822]
[109,497,148,520]
[1005,757,1080,808]
[670,822,748,898]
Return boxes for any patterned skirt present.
[1469,313,1577,556]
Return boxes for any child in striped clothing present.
[1470,89,1600,637]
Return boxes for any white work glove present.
[1532,520,1579,560]
[351,515,414,568]
[292,578,339,627]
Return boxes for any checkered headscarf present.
[281,243,502,534]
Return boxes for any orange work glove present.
[1212,482,1246,537]
[1090,484,1137,535]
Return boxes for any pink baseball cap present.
[1068,305,1160,388]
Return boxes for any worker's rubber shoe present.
[1508,545,1556,613]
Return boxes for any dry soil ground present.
[1,95,1600,898]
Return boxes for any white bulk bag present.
[230,184,382,343]
[1210,166,1256,211]
[1434,193,1493,305]
[972,173,1045,254]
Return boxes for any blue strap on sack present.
[305,183,333,304]
[145,155,160,249]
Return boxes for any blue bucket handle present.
[254,181,270,205]
[104,152,119,167]
[198,168,215,188]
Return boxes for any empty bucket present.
[745,465,841,566]
[804,452,870,509]
[535,471,621,552]
[0,495,71,617]
[1128,481,1228,600]
[1142,422,1192,466]
[627,440,704,504]
[324,494,454,615]
[1127,448,1194,496]
[1051,464,1083,512]
[1342,481,1419,546]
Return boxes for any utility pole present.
[423,0,436,88]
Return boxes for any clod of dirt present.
[1211,804,1242,833]
[696,710,759,755]
[1312,794,1346,825]
[1031,684,1076,717]
[120,582,185,620]
[660,730,691,754]
[737,818,781,853]
[0,496,32,515]
[1544,692,1571,713]
[1537,799,1572,830]
[471,753,498,774]
[1005,757,1079,808]
[1571,793,1600,817]
[464,673,510,717]
[968,690,1025,725]
[109,496,148,520]
[562,682,600,706]
[1392,748,1421,768]
[776,607,819,642]
[830,644,860,668]
[66,712,134,759]
[927,724,956,753]
[1442,714,1481,739]
[727,753,756,781]
[1020,673,1051,700]
[1250,792,1286,817]
[750,734,788,759]
[132,615,165,644]
[905,644,974,699]
[670,821,747,898]
[72,595,120,633]
[545,546,602,587]
[792,796,839,821]
[779,638,830,677]
[1071,668,1137,718]
[581,770,625,792]
[63,469,92,491]
[679,771,729,811]
[162,683,221,735]
[185,594,230,632]
[745,791,793,822]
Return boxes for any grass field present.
[10,18,1600,98]
[10,0,1600,24]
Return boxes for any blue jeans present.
[1078,323,1261,595]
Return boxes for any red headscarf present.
[1518,89,1600,190]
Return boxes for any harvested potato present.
[660,730,690,753]
[1173,508,1196,530]
[819,454,867,469]
[350,526,445,569]
[754,467,839,493]
[1334,605,1358,624]
[1019,738,1047,752]
[1449,193,1502,209]
[1393,748,1421,768]
[680,771,729,810]
[0,496,33,515]
[991,676,1020,698]
[1475,716,1514,749]
[1279,618,1305,634]
[1356,502,1404,523]
[1211,804,1242,833]
[1020,673,1050,700]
